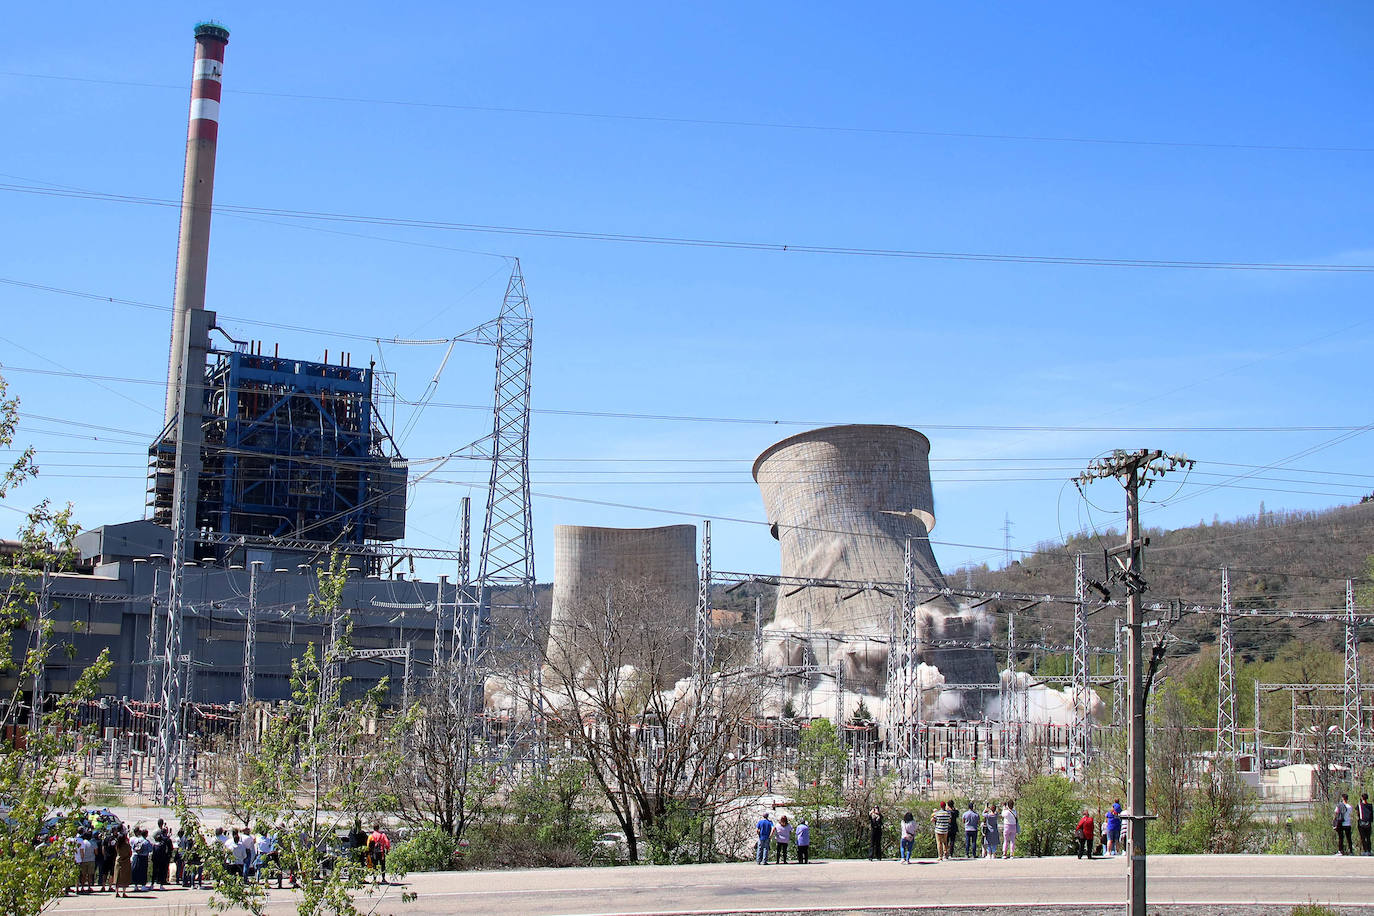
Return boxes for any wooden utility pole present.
[1076,449,1192,916]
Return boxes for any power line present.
[3,69,1371,155]
[8,363,1374,436]
[5,182,1374,273]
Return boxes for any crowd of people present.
[63,816,394,897]
[754,798,1134,865]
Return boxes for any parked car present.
[593,831,629,863]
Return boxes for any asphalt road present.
[49,854,1374,916]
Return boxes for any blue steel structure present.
[149,346,406,563]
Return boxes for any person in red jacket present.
[366,825,392,884]
[1075,810,1096,859]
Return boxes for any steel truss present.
[1217,567,1238,758]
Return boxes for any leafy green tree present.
[0,374,112,916]
[506,756,600,863]
[1013,774,1080,857]
[794,718,846,824]
[178,554,406,916]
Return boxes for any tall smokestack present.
[164,21,229,425]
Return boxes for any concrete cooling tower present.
[547,524,697,686]
[753,425,997,700]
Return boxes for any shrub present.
[1014,775,1081,857]
[388,827,460,874]
[1290,905,1339,916]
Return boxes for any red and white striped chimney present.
[164,22,230,425]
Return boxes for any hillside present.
[954,499,1374,661]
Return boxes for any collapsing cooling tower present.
[752,425,997,693]
[547,524,698,686]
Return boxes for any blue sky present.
[2,2,1372,585]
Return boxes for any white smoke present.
[983,669,1106,725]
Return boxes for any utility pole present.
[1076,448,1192,916]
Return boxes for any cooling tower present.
[547,524,697,685]
[752,425,997,692]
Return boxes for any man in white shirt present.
[237,830,257,880]
[1336,794,1355,855]
[75,832,96,892]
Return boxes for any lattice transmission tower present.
[1345,579,1362,765]
[1216,567,1237,759]
[692,521,713,682]
[885,538,920,785]
[1069,554,1091,774]
[472,261,539,755]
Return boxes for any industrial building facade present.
[7,519,456,706]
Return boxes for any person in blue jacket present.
[756,812,774,865]
[1105,802,1122,857]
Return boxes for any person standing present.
[75,831,95,893]
[132,827,153,892]
[230,828,249,879]
[95,830,114,892]
[1358,793,1373,856]
[367,824,392,883]
[114,829,133,898]
[773,815,792,864]
[175,829,192,886]
[868,806,884,861]
[900,812,916,863]
[981,804,999,858]
[931,802,952,860]
[1075,809,1095,860]
[152,826,172,890]
[259,827,284,888]
[1105,802,1122,857]
[756,812,774,865]
[795,819,811,864]
[1001,800,1019,859]
[1335,794,1354,855]
[961,803,979,859]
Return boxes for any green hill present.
[954,499,1374,662]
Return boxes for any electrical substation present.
[3,23,1371,821]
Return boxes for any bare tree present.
[392,655,497,839]
[1148,683,1199,834]
[540,577,767,863]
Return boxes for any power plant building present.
[0,23,442,710]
